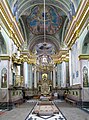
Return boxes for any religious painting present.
[1,68,7,88]
[27,5,62,35]
[42,73,47,80]
[83,66,89,87]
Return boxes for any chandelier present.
[36,54,54,66]
[36,54,55,71]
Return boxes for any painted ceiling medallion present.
[33,42,55,55]
[27,5,62,35]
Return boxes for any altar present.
[38,73,52,95]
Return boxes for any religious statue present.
[41,73,50,95]
[1,68,7,88]
[83,66,89,87]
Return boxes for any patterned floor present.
[26,101,66,120]
[0,109,7,116]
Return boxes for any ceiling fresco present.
[26,5,63,35]
[6,0,81,56]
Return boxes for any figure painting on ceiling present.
[83,66,89,87]
[1,68,7,88]
[27,5,62,35]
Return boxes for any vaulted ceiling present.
[7,0,81,56]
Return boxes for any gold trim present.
[78,55,89,60]
[0,1,24,49]
[0,56,10,60]
[64,1,89,48]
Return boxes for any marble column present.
[28,64,33,89]
[37,71,39,82]
[61,61,66,87]
[69,50,72,86]
[9,59,13,85]
[24,62,28,87]
[53,68,56,88]
[34,66,37,88]
[50,71,52,80]
[17,65,20,86]
[57,64,61,88]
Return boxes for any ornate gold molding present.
[12,53,22,64]
[0,56,10,60]
[78,55,89,60]
[64,1,89,49]
[57,51,69,63]
[0,1,24,49]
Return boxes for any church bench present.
[13,98,24,106]
[65,94,78,106]
[65,97,76,106]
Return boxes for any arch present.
[0,32,7,54]
[79,24,89,55]
[19,17,27,42]
[18,1,70,18]
[82,31,89,54]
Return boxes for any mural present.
[1,68,7,88]
[27,5,62,35]
[83,66,89,87]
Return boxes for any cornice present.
[0,55,10,60]
[78,55,89,60]
[55,50,69,63]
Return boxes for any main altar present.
[38,74,52,95]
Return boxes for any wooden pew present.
[65,94,78,106]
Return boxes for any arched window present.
[1,68,7,88]
[0,32,7,54]
[82,31,89,54]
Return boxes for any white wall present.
[70,41,80,85]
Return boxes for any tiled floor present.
[0,102,36,120]
[26,101,66,120]
[55,101,89,120]
[0,100,89,120]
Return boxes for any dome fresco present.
[26,5,63,35]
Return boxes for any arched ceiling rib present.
[17,0,70,18]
